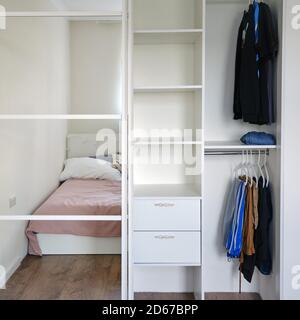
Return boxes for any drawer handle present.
[154,235,175,240]
[154,203,175,208]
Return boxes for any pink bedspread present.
[26,179,121,256]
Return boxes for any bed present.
[26,134,122,256]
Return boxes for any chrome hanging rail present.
[205,149,271,156]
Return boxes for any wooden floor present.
[135,293,195,300]
[135,293,260,300]
[0,255,121,300]
[205,293,261,300]
[0,255,261,300]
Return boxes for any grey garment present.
[223,179,240,247]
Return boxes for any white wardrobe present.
[0,0,293,301]
[127,0,283,300]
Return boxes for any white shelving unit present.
[129,0,205,300]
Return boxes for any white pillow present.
[60,158,121,182]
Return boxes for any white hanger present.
[245,150,253,187]
[233,150,245,180]
[250,150,259,188]
[241,150,249,185]
[262,151,270,187]
[257,150,265,188]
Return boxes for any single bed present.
[26,134,122,256]
[26,179,121,256]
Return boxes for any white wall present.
[281,0,300,300]
[69,21,122,134]
[0,0,62,11]
[0,0,69,278]
[204,1,282,297]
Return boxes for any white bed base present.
[37,234,121,255]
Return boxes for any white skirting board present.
[37,234,121,255]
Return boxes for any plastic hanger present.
[262,151,270,188]
[248,150,255,188]
[246,150,253,188]
[257,150,265,188]
[233,150,245,180]
[250,150,259,188]
[241,150,249,184]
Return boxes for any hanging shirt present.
[258,2,279,124]
[233,3,278,125]
[241,180,256,260]
[223,179,240,247]
[233,10,249,120]
[226,180,247,259]
[240,177,273,283]
[234,5,261,124]
[255,177,273,275]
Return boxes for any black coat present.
[233,3,278,125]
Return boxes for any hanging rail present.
[205,149,271,156]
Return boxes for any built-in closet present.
[128,0,283,300]
[203,0,282,300]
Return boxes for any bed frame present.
[39,134,121,255]
[38,235,121,255]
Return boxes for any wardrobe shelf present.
[205,141,277,151]
[133,139,203,146]
[5,11,123,19]
[0,114,122,120]
[134,85,202,93]
[134,29,203,44]
[134,184,202,199]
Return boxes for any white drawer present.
[133,199,201,231]
[134,232,201,265]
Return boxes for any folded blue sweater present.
[241,132,276,146]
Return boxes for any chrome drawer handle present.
[154,235,175,240]
[154,203,175,208]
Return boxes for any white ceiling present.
[53,0,122,11]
